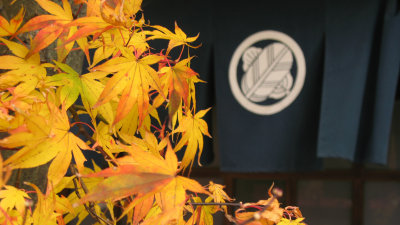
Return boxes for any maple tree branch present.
[74,3,83,19]
[70,165,113,225]
[189,202,243,207]
[68,106,96,145]
[68,106,118,166]
[14,168,21,188]
[21,200,32,225]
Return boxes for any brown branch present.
[14,169,21,188]
[189,202,243,207]
[21,200,33,225]
[68,106,96,145]
[69,164,113,225]
[68,106,118,166]
[73,3,83,19]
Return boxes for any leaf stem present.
[177,45,185,62]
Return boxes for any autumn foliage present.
[0,0,306,224]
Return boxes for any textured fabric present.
[318,0,400,164]
[213,0,324,172]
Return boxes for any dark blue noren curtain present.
[213,0,400,171]
[213,0,324,172]
[318,0,400,164]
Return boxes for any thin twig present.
[74,3,83,19]
[189,202,243,207]
[15,169,21,188]
[69,165,113,225]
[21,200,32,225]
[68,106,96,144]
[68,106,118,166]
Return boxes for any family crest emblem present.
[229,30,306,115]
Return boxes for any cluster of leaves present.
[0,0,307,224]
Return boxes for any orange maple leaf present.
[17,0,88,61]
[65,0,144,45]
[0,7,24,37]
[80,144,208,224]
[159,57,198,117]
[92,52,164,126]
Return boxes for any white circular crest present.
[229,30,306,115]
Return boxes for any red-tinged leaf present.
[185,197,215,225]
[0,7,24,37]
[64,24,104,44]
[17,15,59,34]
[81,172,173,202]
[56,27,76,62]
[83,164,139,177]
[159,57,198,116]
[124,147,172,175]
[26,24,63,58]
[8,6,24,33]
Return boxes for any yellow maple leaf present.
[92,51,164,126]
[277,218,306,225]
[0,7,24,37]
[148,22,200,54]
[208,181,234,213]
[0,101,90,188]
[0,185,30,215]
[0,38,47,96]
[172,108,212,169]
